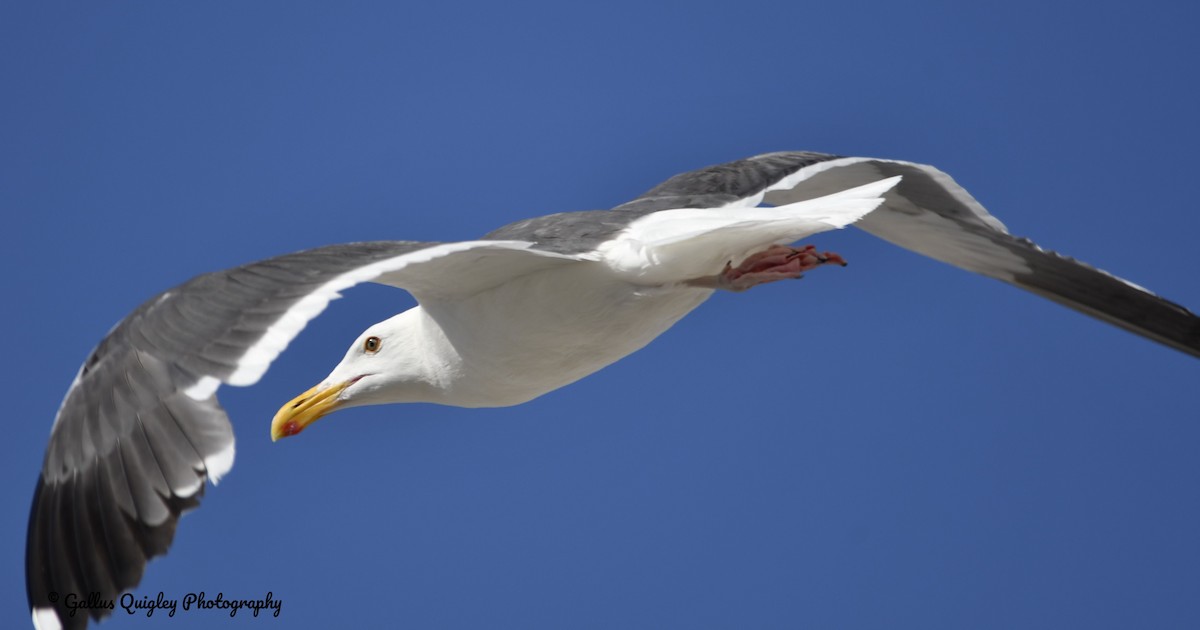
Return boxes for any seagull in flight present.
[27,151,1200,629]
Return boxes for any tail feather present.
[600,176,901,283]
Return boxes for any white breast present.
[415,263,713,407]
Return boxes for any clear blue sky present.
[4,1,1199,628]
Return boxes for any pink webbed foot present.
[688,244,848,292]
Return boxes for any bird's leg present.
[686,244,847,292]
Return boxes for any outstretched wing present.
[616,152,1200,359]
[27,239,584,630]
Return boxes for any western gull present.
[26,151,1200,629]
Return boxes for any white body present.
[409,266,713,407]
[328,177,900,409]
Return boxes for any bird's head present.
[270,312,426,441]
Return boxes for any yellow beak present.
[271,380,353,441]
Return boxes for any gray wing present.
[482,152,846,255]
[27,239,583,630]
[616,151,1200,359]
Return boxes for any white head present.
[270,310,434,440]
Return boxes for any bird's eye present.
[363,336,381,354]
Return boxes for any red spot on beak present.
[281,420,302,437]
